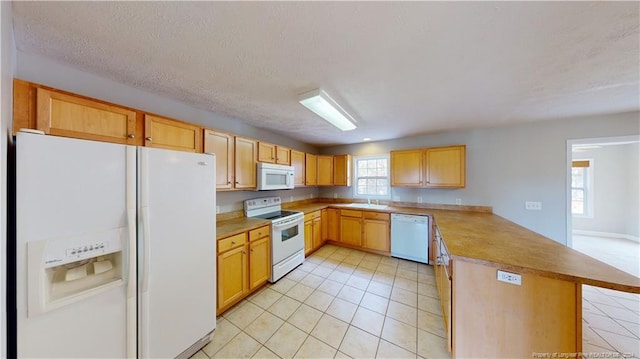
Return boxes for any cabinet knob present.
[145,136,152,141]
[251,248,254,252]
[236,181,240,184]
[231,241,236,245]
[242,251,246,254]
[128,134,135,139]
[227,181,231,184]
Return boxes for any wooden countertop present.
[218,201,639,293]
[428,209,639,293]
[216,217,270,240]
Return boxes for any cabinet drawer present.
[304,211,321,221]
[363,211,389,221]
[249,225,270,241]
[341,209,362,218]
[218,233,247,253]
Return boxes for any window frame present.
[352,154,391,200]
[571,159,594,218]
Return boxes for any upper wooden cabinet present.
[276,146,291,165]
[390,149,424,187]
[234,136,258,189]
[290,150,306,187]
[204,129,234,189]
[333,154,352,186]
[425,146,466,188]
[317,155,334,186]
[391,145,466,188]
[305,153,318,186]
[144,114,202,153]
[34,87,139,145]
[258,142,277,163]
[258,142,291,165]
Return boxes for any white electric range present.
[244,197,305,282]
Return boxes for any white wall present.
[573,143,640,239]
[320,112,640,245]
[1,2,15,357]
[15,51,321,210]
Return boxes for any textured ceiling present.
[11,2,640,146]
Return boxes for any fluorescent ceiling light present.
[298,89,357,131]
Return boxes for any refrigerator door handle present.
[141,206,151,293]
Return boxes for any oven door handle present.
[272,217,302,228]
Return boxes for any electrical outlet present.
[216,206,220,214]
[525,201,542,210]
[417,197,423,203]
[455,198,462,205]
[497,270,522,286]
[333,193,337,199]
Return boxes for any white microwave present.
[257,163,295,190]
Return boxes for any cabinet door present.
[321,209,328,244]
[144,114,203,153]
[390,149,424,187]
[204,129,234,189]
[291,150,306,187]
[312,217,322,250]
[217,245,248,311]
[340,215,362,247]
[305,154,318,186]
[258,142,276,163]
[317,155,334,186]
[333,154,352,186]
[249,237,270,290]
[235,136,258,189]
[425,145,466,188]
[304,220,313,255]
[276,146,291,165]
[326,208,340,241]
[363,219,390,252]
[37,88,138,145]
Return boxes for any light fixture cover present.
[298,89,357,131]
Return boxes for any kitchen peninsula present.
[218,200,640,358]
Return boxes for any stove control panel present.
[245,196,281,211]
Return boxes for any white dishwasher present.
[390,213,430,264]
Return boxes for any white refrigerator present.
[15,131,217,358]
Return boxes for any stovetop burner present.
[254,210,300,220]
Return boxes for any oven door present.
[271,216,304,264]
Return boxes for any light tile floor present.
[193,237,640,359]
[573,235,640,357]
[195,244,450,358]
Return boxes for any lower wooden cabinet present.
[304,211,323,255]
[324,208,340,242]
[433,227,452,350]
[217,233,248,312]
[339,210,363,247]
[337,209,390,253]
[362,212,390,252]
[217,225,270,314]
[249,236,270,289]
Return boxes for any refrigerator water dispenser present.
[26,228,125,317]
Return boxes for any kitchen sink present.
[345,203,388,210]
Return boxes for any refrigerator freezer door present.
[16,132,130,358]
[138,147,216,358]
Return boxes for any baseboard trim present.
[572,230,640,243]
